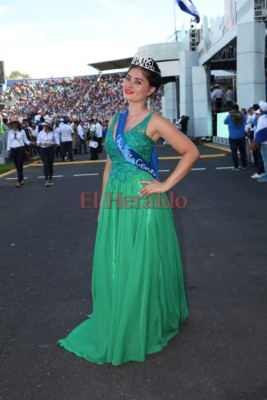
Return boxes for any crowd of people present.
[2,72,267,186]
[224,101,267,182]
[211,84,234,112]
[4,114,107,187]
[0,73,163,122]
[0,72,163,187]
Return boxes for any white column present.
[237,21,266,108]
[162,82,177,121]
[192,66,212,137]
[179,51,199,136]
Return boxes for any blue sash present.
[115,111,159,181]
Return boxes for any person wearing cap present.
[224,104,247,171]
[6,117,34,188]
[255,100,267,182]
[37,118,60,187]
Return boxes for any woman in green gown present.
[58,55,200,366]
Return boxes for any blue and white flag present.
[176,0,200,23]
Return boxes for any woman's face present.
[11,122,19,131]
[43,125,50,133]
[122,67,155,102]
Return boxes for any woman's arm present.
[22,129,31,146]
[139,114,200,196]
[36,131,42,146]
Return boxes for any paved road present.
[0,145,267,400]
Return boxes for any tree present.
[7,71,31,80]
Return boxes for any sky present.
[0,0,225,79]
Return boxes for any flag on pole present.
[176,0,200,24]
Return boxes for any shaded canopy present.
[88,57,133,72]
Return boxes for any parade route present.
[0,144,267,400]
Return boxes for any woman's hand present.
[138,180,168,196]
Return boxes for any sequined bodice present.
[104,112,155,184]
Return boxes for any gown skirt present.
[58,113,189,366]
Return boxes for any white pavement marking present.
[73,173,99,177]
[37,175,64,179]
[5,177,28,180]
[191,168,207,171]
[215,167,234,170]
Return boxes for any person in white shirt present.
[59,117,74,161]
[37,118,60,187]
[255,100,267,182]
[249,105,265,179]
[77,120,87,154]
[95,119,103,153]
[7,117,34,187]
[223,87,233,110]
[89,118,98,160]
[212,85,224,111]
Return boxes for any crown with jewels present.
[131,53,161,75]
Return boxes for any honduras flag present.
[255,114,267,144]
[177,0,200,23]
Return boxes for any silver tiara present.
[131,54,161,75]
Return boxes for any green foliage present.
[7,71,31,80]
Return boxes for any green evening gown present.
[58,112,189,366]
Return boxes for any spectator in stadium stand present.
[95,119,103,153]
[6,117,35,187]
[59,117,74,162]
[77,120,87,155]
[37,118,60,187]
[1,74,163,123]
[224,104,247,171]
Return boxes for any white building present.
[89,0,267,140]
